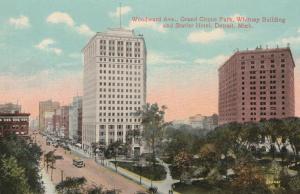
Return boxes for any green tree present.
[87,186,103,194]
[44,150,55,173]
[136,103,169,166]
[174,150,193,182]
[0,156,31,194]
[284,117,300,165]
[231,159,271,194]
[56,176,87,194]
[0,134,44,193]
[136,103,169,187]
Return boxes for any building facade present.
[218,47,295,125]
[82,28,146,150]
[69,96,82,143]
[39,100,60,132]
[53,106,69,138]
[0,113,30,137]
[188,114,218,130]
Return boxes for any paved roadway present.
[37,135,146,194]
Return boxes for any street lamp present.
[137,156,146,185]
[114,146,118,173]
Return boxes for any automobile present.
[73,158,85,168]
[54,155,64,160]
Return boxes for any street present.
[37,134,146,194]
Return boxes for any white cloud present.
[279,35,300,46]
[47,12,75,26]
[128,20,166,33]
[109,6,132,18]
[148,51,186,65]
[46,11,94,37]
[187,29,225,44]
[8,15,30,29]
[267,28,300,47]
[75,24,95,36]
[194,54,229,66]
[35,38,62,55]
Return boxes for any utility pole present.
[61,170,64,182]
[119,2,122,28]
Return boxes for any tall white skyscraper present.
[82,28,147,151]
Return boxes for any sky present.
[0,0,300,121]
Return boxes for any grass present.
[112,161,167,181]
[173,180,232,194]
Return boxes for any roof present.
[218,46,295,71]
[0,113,30,116]
[81,27,144,52]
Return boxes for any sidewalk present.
[41,167,57,194]
[69,145,180,194]
[69,145,91,158]
[97,159,180,194]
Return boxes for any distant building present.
[53,106,69,138]
[172,114,218,130]
[44,111,55,133]
[82,28,147,151]
[189,114,218,130]
[189,114,205,128]
[39,100,60,132]
[0,103,21,113]
[172,119,190,129]
[69,96,82,143]
[218,47,295,125]
[0,112,30,137]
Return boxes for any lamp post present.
[138,156,146,185]
[114,146,118,173]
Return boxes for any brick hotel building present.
[82,28,146,150]
[0,103,30,137]
[218,47,295,125]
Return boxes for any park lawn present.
[113,161,167,181]
[173,180,232,194]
